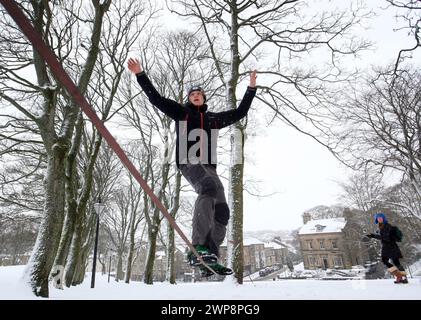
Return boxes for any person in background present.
[366,212,408,284]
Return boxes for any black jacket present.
[371,223,403,259]
[136,72,256,168]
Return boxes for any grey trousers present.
[180,164,230,257]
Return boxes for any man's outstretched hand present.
[249,69,257,88]
[127,58,142,74]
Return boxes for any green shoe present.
[187,245,217,266]
[200,263,233,277]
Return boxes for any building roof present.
[298,218,346,235]
[243,237,265,246]
[264,241,284,250]
[220,237,291,253]
[243,238,287,250]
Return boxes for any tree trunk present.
[72,224,96,286]
[125,221,136,283]
[101,259,106,275]
[143,227,158,284]
[226,2,245,284]
[116,249,125,281]
[53,112,84,271]
[24,147,67,297]
[166,222,176,283]
[143,149,171,284]
[53,211,76,271]
[73,248,89,285]
[64,217,84,287]
[166,170,181,284]
[72,257,85,286]
[229,125,245,284]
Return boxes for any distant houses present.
[219,237,291,276]
[298,211,373,270]
[298,217,351,269]
[124,244,192,282]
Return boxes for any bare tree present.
[336,65,421,259]
[383,180,421,241]
[0,0,112,297]
[62,139,125,287]
[71,142,123,285]
[337,167,387,254]
[104,189,131,281]
[124,169,145,283]
[337,66,421,211]
[303,205,345,220]
[164,170,182,283]
[338,166,386,212]
[0,215,38,265]
[385,0,421,71]
[0,0,157,296]
[58,0,155,288]
[0,156,45,221]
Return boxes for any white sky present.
[242,124,350,231]
[241,1,420,232]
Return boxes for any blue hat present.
[374,212,387,224]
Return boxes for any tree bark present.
[143,218,159,284]
[116,247,125,281]
[125,216,136,283]
[229,126,245,284]
[64,215,84,287]
[227,2,245,283]
[25,146,66,297]
[166,170,182,284]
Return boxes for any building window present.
[307,241,313,250]
[331,240,338,249]
[319,240,325,249]
[308,256,316,267]
[334,256,343,267]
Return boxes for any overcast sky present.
[240,1,421,231]
[156,0,421,232]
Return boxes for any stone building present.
[219,237,290,276]
[298,214,372,270]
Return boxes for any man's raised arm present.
[127,58,185,120]
[215,70,257,128]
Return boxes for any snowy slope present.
[1,265,420,300]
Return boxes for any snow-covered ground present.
[0,265,420,300]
